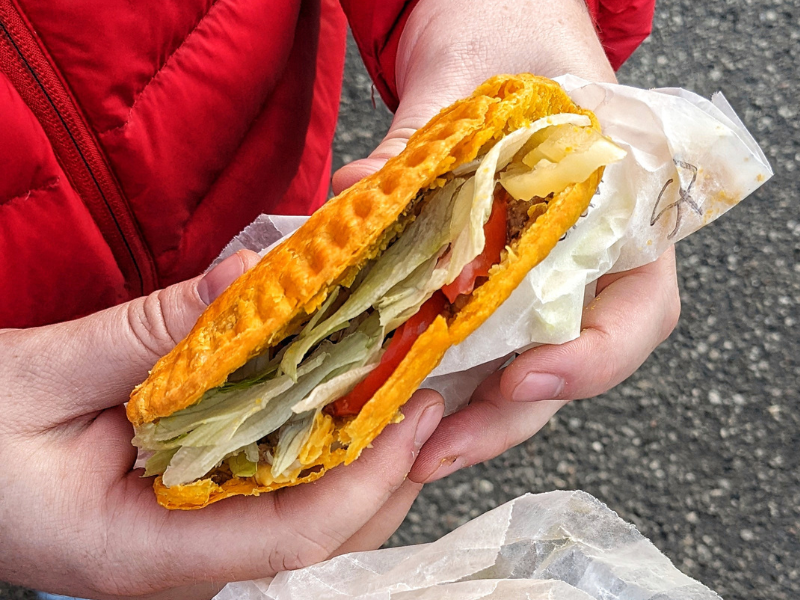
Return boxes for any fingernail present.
[427,456,466,482]
[197,253,245,305]
[511,373,565,402]
[414,404,444,451]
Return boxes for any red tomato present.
[327,292,448,417]
[441,189,508,303]
[328,188,509,417]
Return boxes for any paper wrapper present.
[214,491,722,600]
[209,77,771,412]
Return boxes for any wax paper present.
[213,491,722,600]
[209,78,770,411]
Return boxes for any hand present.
[333,0,615,193]
[0,251,444,600]
[409,247,680,483]
[332,0,679,484]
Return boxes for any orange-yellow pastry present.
[127,74,625,509]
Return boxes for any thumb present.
[4,250,260,422]
[499,248,680,403]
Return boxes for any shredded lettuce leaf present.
[143,448,178,477]
[375,252,449,331]
[227,450,257,478]
[271,413,315,477]
[222,353,279,391]
[156,320,381,487]
[147,354,325,445]
[279,179,462,380]
[291,363,378,414]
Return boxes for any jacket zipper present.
[0,0,157,298]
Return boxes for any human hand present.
[409,247,680,482]
[332,0,679,483]
[333,0,616,193]
[0,251,444,600]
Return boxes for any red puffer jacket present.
[0,0,653,329]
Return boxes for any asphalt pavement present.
[337,2,799,599]
[3,0,797,598]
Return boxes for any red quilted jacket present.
[0,0,654,329]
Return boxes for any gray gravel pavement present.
[3,0,797,598]
[337,2,800,599]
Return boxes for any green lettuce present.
[227,449,258,478]
[143,448,178,477]
[271,413,316,477]
[153,317,383,487]
[279,179,463,380]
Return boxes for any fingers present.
[500,247,680,403]
[409,248,679,484]
[0,250,261,425]
[111,390,444,594]
[409,371,566,483]
[330,478,423,557]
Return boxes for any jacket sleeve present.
[585,0,656,70]
[341,0,655,112]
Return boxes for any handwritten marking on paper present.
[650,159,703,240]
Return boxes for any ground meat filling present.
[447,191,552,320]
[506,192,552,245]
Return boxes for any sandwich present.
[127,74,626,510]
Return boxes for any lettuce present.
[143,448,178,477]
[279,179,462,380]
[227,449,258,478]
[156,319,382,487]
[150,355,324,444]
[375,251,448,330]
[271,413,315,477]
[295,361,380,414]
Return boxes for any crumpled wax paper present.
[213,491,722,600]
[209,76,771,411]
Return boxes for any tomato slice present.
[441,189,508,303]
[327,292,449,417]
[328,188,509,417]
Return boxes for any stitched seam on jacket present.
[0,177,60,207]
[158,65,283,265]
[96,0,225,136]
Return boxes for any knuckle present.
[125,290,180,361]
[269,492,345,573]
[577,328,619,396]
[268,529,340,573]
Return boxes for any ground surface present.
[337,2,800,599]
[3,0,797,598]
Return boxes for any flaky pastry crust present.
[128,74,602,509]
